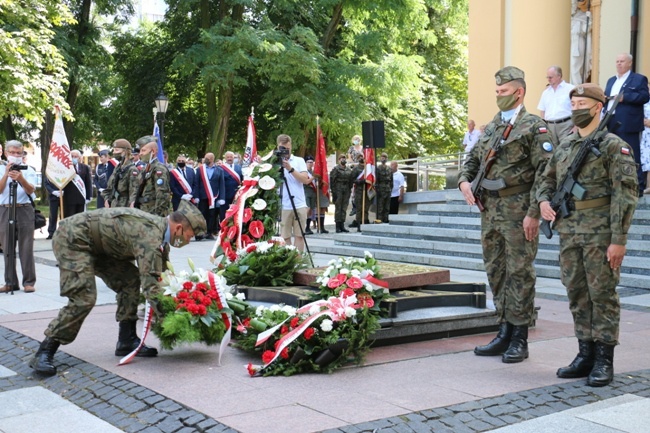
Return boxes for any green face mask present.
[113,153,123,161]
[171,227,188,248]
[496,92,519,111]
[140,153,152,163]
[571,106,597,128]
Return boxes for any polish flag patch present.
[539,127,548,133]
[621,147,630,155]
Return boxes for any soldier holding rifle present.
[458,66,554,364]
[538,84,638,387]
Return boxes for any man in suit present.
[219,151,243,222]
[94,149,116,209]
[170,154,197,211]
[605,53,650,195]
[196,152,225,240]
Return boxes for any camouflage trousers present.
[481,218,537,326]
[354,187,371,224]
[333,189,351,223]
[376,187,391,222]
[45,224,141,345]
[559,232,621,345]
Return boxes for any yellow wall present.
[641,1,650,75]
[598,0,632,87]
[468,0,572,126]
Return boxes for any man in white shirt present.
[537,66,574,144]
[462,120,481,155]
[389,161,406,215]
[277,134,311,252]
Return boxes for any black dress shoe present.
[205,234,216,240]
[46,234,53,240]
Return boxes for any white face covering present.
[8,155,22,165]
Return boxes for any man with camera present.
[0,140,37,293]
[276,134,311,252]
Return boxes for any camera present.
[9,164,27,171]
[274,145,290,159]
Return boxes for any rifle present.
[470,104,523,211]
[540,93,622,239]
[133,165,149,209]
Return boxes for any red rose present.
[290,317,300,328]
[280,325,289,335]
[346,276,363,289]
[227,225,239,241]
[280,347,289,359]
[182,281,193,290]
[243,208,252,223]
[195,282,208,292]
[341,288,355,298]
[304,328,315,340]
[247,362,257,377]
[248,220,265,239]
[327,277,342,289]
[262,350,275,364]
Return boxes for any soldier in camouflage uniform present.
[29,201,207,376]
[538,83,638,387]
[458,66,554,364]
[329,155,353,233]
[102,139,139,208]
[350,156,372,232]
[375,152,393,223]
[134,136,172,218]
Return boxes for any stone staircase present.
[312,190,650,290]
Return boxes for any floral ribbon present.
[359,270,389,292]
[254,294,361,371]
[234,180,259,251]
[208,271,232,365]
[118,301,153,366]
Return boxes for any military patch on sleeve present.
[156,171,163,176]
[156,179,164,185]
[621,147,630,155]
[622,164,634,175]
[539,126,548,133]
[132,171,138,176]
[542,142,554,152]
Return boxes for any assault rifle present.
[470,104,523,211]
[540,93,623,239]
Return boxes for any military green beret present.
[177,200,207,237]
[495,66,525,85]
[112,139,132,150]
[570,83,606,104]
[135,135,157,148]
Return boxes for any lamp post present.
[154,92,169,162]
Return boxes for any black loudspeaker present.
[362,120,385,148]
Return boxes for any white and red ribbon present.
[199,165,217,208]
[208,271,232,365]
[170,168,193,195]
[118,302,153,366]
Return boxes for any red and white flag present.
[242,114,258,168]
[363,147,376,199]
[313,125,329,196]
[45,106,76,190]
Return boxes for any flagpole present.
[315,116,321,232]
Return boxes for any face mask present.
[177,162,186,168]
[8,155,22,165]
[340,160,346,166]
[353,140,360,146]
[172,228,188,248]
[496,92,519,111]
[233,158,239,165]
[71,158,78,165]
[140,153,152,163]
[571,106,597,128]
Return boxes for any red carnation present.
[280,347,290,359]
[248,220,265,239]
[177,291,189,300]
[227,250,237,262]
[206,289,218,299]
[346,276,363,289]
[201,296,212,306]
[280,325,289,335]
[262,350,275,364]
[304,328,315,340]
[243,208,252,223]
[182,281,193,290]
[197,304,207,316]
[290,317,300,328]
[195,282,208,292]
[247,363,257,377]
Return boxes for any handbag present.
[28,196,47,230]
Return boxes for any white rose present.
[345,307,357,317]
[225,292,234,300]
[320,319,333,332]
[236,292,246,301]
[269,304,281,312]
[255,306,265,316]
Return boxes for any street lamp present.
[154,92,169,162]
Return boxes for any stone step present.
[310,243,650,289]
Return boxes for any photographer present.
[276,134,311,252]
[0,140,37,293]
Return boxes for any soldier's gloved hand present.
[52,190,61,197]
[181,194,192,201]
[98,188,104,193]
[217,199,225,206]
[85,199,91,204]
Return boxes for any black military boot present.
[319,217,329,234]
[340,222,349,233]
[115,321,158,357]
[349,220,359,228]
[304,219,314,235]
[502,325,528,363]
[557,340,595,378]
[474,322,512,356]
[587,342,615,387]
[30,337,61,376]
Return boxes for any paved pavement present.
[1,225,649,433]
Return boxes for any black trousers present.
[390,196,400,214]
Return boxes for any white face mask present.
[8,156,22,165]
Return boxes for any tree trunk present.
[39,110,53,201]
[321,2,344,54]
[212,79,233,157]
[3,116,16,141]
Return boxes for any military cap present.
[495,66,525,85]
[570,83,606,104]
[305,155,314,162]
[381,152,388,157]
[113,139,132,150]
[135,135,157,148]
[98,149,109,157]
[177,200,207,237]
[133,147,140,154]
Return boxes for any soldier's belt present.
[484,182,533,198]
[572,196,611,210]
[89,214,105,256]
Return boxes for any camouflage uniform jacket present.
[56,208,168,298]
[376,163,393,190]
[137,159,171,217]
[458,106,554,220]
[304,169,317,201]
[537,131,638,245]
[102,160,139,207]
[329,165,354,193]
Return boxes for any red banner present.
[314,125,329,196]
